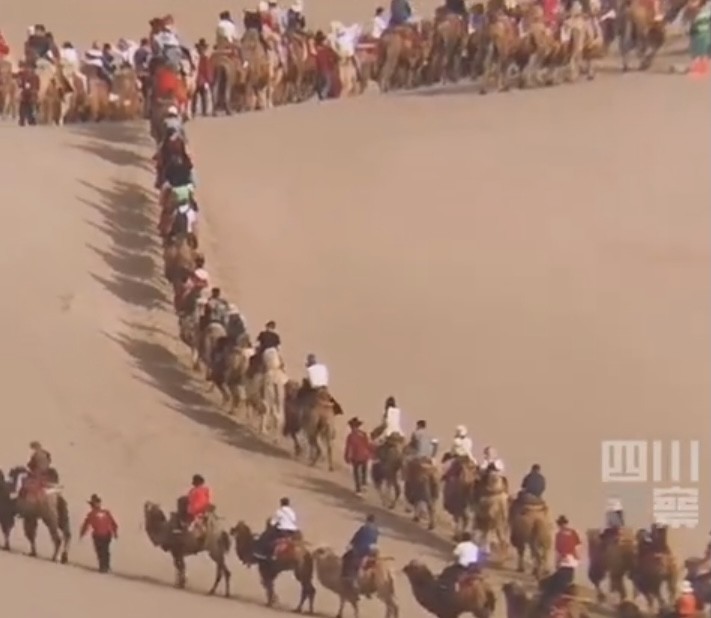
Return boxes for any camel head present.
[402,559,435,586]
[229,520,256,564]
[143,501,168,546]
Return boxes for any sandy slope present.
[0,1,709,616]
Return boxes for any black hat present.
[348,417,363,427]
[88,494,101,505]
[556,515,569,525]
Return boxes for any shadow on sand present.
[68,122,154,170]
[80,178,168,310]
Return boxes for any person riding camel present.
[515,463,546,510]
[249,320,281,374]
[373,396,403,442]
[371,7,389,38]
[255,497,300,560]
[183,474,213,533]
[286,1,307,31]
[177,255,210,314]
[442,425,475,479]
[27,441,52,480]
[445,0,467,18]
[163,105,186,141]
[341,513,379,591]
[438,532,483,592]
[217,10,239,45]
[479,447,505,489]
[84,46,113,90]
[600,497,625,542]
[389,0,413,26]
[25,24,51,65]
[408,420,438,461]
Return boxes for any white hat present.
[27,26,35,35]
[258,1,269,10]
[681,580,694,594]
[166,105,179,115]
[330,20,344,33]
[228,303,240,315]
[291,0,303,10]
[455,425,467,436]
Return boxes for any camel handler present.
[80,494,118,573]
[341,513,379,591]
[538,515,581,609]
[344,417,373,494]
[677,580,697,617]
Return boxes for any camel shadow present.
[79,179,168,310]
[104,327,291,462]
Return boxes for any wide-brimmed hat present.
[88,494,102,505]
[556,515,569,525]
[348,417,363,427]
[196,38,209,49]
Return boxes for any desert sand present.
[0,1,709,616]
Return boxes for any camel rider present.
[184,474,213,531]
[226,305,247,340]
[341,514,379,589]
[371,7,389,38]
[256,497,300,560]
[601,497,625,541]
[445,0,467,17]
[203,287,230,329]
[479,446,505,473]
[519,464,546,500]
[177,255,209,314]
[389,0,413,26]
[250,320,281,373]
[677,581,697,618]
[286,2,307,31]
[216,11,239,45]
[381,396,403,439]
[164,106,186,140]
[85,47,113,89]
[539,516,581,609]
[409,420,438,461]
[306,353,329,390]
[438,532,483,592]
[153,16,184,72]
[28,441,53,481]
[451,426,475,462]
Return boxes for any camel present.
[618,0,665,71]
[82,68,112,122]
[199,321,227,378]
[442,456,478,540]
[3,467,71,562]
[163,233,198,284]
[479,9,522,94]
[312,546,399,618]
[562,9,605,81]
[0,59,18,120]
[259,348,288,437]
[403,559,496,618]
[586,527,637,602]
[142,501,231,595]
[502,581,589,618]
[509,496,551,578]
[241,27,277,110]
[210,46,245,114]
[632,525,679,611]
[473,470,510,558]
[371,434,406,510]
[283,31,316,103]
[111,67,143,120]
[377,24,432,91]
[428,13,467,84]
[230,520,316,611]
[403,457,439,530]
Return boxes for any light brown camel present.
[371,433,406,510]
[312,547,399,618]
[586,527,637,602]
[209,46,246,114]
[473,470,510,557]
[403,457,439,530]
[632,525,679,611]
[509,496,552,578]
[230,520,316,611]
[143,501,231,595]
[403,560,496,618]
[618,0,665,71]
[4,467,71,563]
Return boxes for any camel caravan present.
[148,48,711,618]
[0,0,698,125]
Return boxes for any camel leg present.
[294,573,316,614]
[325,436,334,472]
[23,517,38,557]
[172,552,187,588]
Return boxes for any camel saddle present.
[18,472,60,500]
[514,492,547,512]
[456,565,484,590]
[273,535,301,560]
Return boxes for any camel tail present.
[57,496,71,540]
[219,530,231,553]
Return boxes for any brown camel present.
[111,67,143,120]
[312,547,399,618]
[473,470,510,557]
[618,0,665,71]
[586,527,636,602]
[241,27,276,110]
[143,501,231,595]
[403,559,496,618]
[428,13,467,84]
[403,457,439,530]
[0,59,17,120]
[283,31,317,103]
[371,433,406,509]
[163,233,197,284]
[199,321,227,378]
[377,25,430,91]
[211,334,252,411]
[632,525,679,611]
[210,46,246,114]
[230,520,316,611]
[509,496,552,578]
[443,456,478,540]
[479,9,522,94]
[4,466,71,563]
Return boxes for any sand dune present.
[0,1,709,616]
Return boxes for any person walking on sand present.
[344,417,373,494]
[80,494,118,573]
